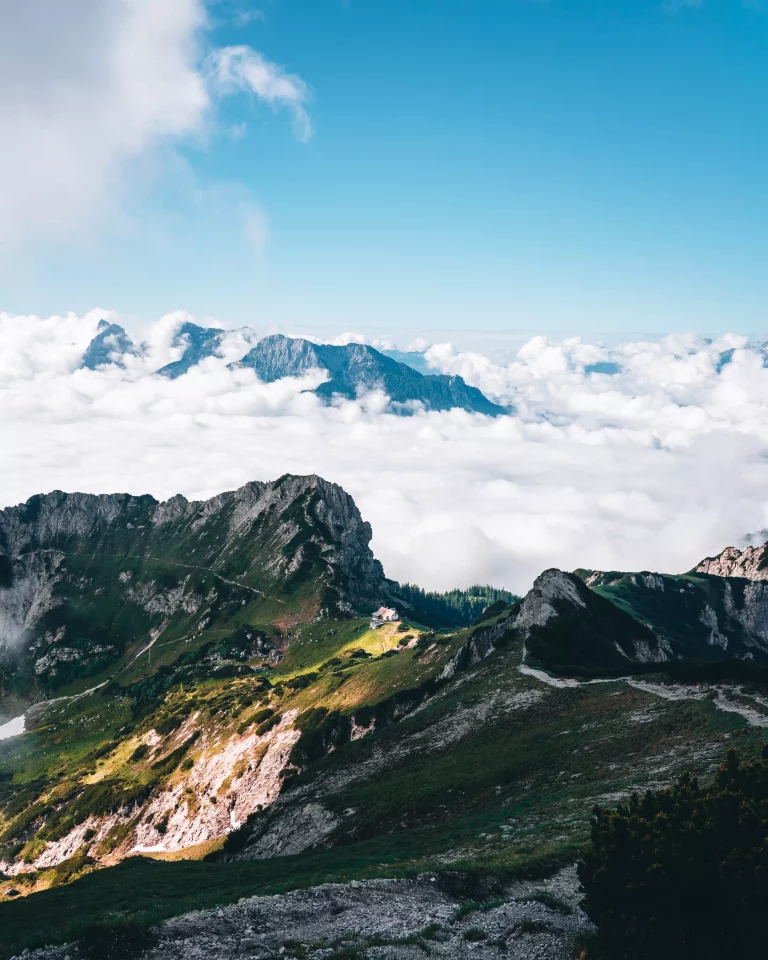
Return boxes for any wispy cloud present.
[236,7,267,25]
[209,46,312,142]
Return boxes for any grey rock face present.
[509,568,664,673]
[514,569,587,635]
[234,335,508,416]
[695,542,768,581]
[237,801,340,860]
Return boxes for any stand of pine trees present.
[396,583,517,627]
[578,746,768,959]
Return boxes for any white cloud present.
[4,313,768,596]
[209,45,312,142]
[0,0,208,248]
[0,0,310,250]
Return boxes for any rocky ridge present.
[694,542,768,581]
[0,475,395,692]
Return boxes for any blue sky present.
[1,0,766,341]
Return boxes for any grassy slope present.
[1,623,763,957]
[4,570,768,960]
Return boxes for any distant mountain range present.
[78,322,507,416]
[232,334,506,415]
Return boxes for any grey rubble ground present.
[13,867,590,960]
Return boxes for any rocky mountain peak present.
[694,542,768,581]
[0,475,389,603]
[79,321,139,370]
[0,475,395,692]
[512,568,588,634]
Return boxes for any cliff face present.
[694,543,768,581]
[0,475,394,692]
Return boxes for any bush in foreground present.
[578,747,768,960]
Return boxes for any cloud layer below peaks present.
[1,310,766,594]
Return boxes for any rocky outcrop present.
[514,569,586,632]
[695,542,768,581]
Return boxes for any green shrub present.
[579,746,768,960]
[51,850,92,886]
[238,705,275,735]
[0,800,49,843]
[150,732,199,775]
[256,714,281,737]
[154,713,184,736]
[129,744,149,763]
[286,672,318,690]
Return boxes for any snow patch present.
[0,714,24,741]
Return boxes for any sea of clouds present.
[2,310,767,594]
